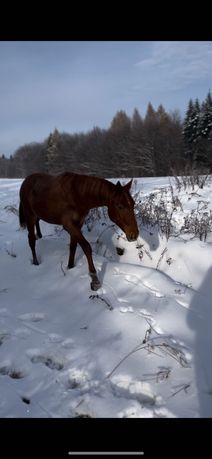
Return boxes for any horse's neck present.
[79,177,114,208]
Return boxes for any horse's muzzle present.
[126,232,139,242]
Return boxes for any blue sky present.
[0,41,212,157]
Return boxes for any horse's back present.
[19,173,77,224]
[20,173,59,201]
[21,173,52,190]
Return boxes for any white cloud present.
[136,41,212,90]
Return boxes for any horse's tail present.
[19,201,26,229]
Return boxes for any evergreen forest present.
[0,91,212,178]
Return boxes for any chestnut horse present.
[19,172,139,290]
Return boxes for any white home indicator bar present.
[68,453,144,456]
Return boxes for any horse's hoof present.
[67,263,74,270]
[33,259,39,266]
[90,280,101,291]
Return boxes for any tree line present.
[0,91,212,178]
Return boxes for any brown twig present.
[169,383,190,398]
[89,294,113,311]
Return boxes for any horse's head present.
[108,179,139,242]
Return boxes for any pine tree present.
[144,103,174,176]
[199,91,212,139]
[108,111,132,176]
[183,98,201,165]
[130,108,155,176]
[157,104,169,124]
[131,108,143,131]
[46,128,64,175]
[194,91,212,171]
[183,99,200,144]
[145,102,156,122]
[110,110,131,132]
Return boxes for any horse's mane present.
[60,172,116,204]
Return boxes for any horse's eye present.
[116,203,124,210]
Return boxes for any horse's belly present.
[33,201,81,226]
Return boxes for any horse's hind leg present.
[27,219,39,265]
[68,235,78,269]
[36,219,42,239]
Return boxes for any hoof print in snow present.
[18,312,45,322]
[67,368,90,390]
[30,354,64,371]
[119,306,134,313]
[111,375,156,406]
[47,333,63,343]
[0,364,25,379]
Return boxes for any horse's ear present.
[124,179,133,191]
[116,180,122,190]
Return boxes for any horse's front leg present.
[77,235,101,290]
[64,220,101,290]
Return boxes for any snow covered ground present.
[0,176,212,418]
